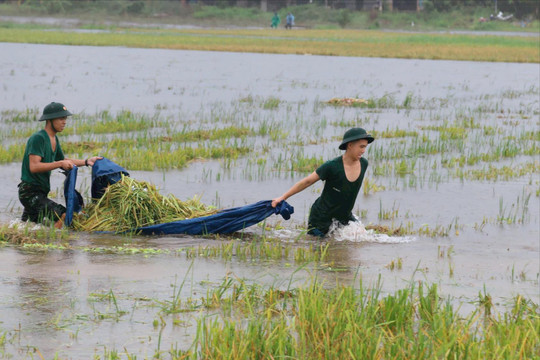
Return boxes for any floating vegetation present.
[82,245,168,255]
[326,97,370,107]
[73,176,217,233]
[21,243,70,251]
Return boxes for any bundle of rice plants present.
[73,175,217,233]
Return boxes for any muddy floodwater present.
[0,42,538,358]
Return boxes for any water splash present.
[270,221,415,244]
[8,219,45,231]
[328,220,415,244]
[270,228,308,242]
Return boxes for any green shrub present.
[337,9,351,28]
[126,1,145,15]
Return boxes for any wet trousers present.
[18,182,66,223]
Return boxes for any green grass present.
[188,278,539,359]
[0,27,536,62]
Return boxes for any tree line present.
[1,0,538,18]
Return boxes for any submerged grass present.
[1,85,537,191]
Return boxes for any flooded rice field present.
[0,42,538,358]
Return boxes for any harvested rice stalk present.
[73,175,217,233]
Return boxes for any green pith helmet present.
[338,127,375,150]
[39,102,73,121]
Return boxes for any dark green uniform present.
[308,156,368,235]
[18,129,66,223]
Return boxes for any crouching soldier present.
[18,102,101,228]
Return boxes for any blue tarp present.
[64,157,128,226]
[63,166,82,227]
[138,200,293,235]
[63,158,294,234]
[92,157,129,181]
[91,157,129,200]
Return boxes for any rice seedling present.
[0,107,39,123]
[95,347,121,360]
[276,152,324,174]
[477,286,494,318]
[0,330,6,348]
[294,244,329,263]
[385,257,403,270]
[438,245,455,259]
[73,110,167,134]
[182,237,327,264]
[510,265,530,284]
[378,200,399,221]
[416,223,450,237]
[497,190,532,225]
[188,277,540,359]
[359,209,368,219]
[185,242,235,260]
[455,161,539,182]
[371,127,418,139]
[362,178,385,195]
[262,97,281,110]
[0,143,25,164]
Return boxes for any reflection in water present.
[3,251,80,357]
[17,277,65,314]
[17,252,75,315]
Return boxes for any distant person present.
[18,102,102,228]
[285,12,295,29]
[271,12,280,28]
[271,128,374,237]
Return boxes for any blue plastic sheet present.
[63,166,82,227]
[91,157,129,200]
[63,158,294,234]
[137,200,293,235]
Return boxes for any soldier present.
[18,102,101,228]
[272,128,374,236]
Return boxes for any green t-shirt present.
[308,156,368,233]
[21,129,64,193]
